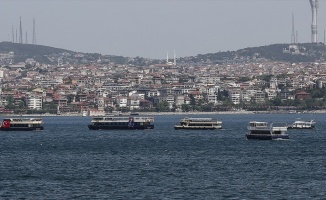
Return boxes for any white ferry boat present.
[174,117,222,130]
[88,116,154,130]
[0,118,44,131]
[288,119,316,129]
[246,121,289,140]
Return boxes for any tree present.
[21,70,28,77]
[5,95,15,110]
[43,102,57,114]
[155,101,170,112]
[217,89,223,101]
[25,63,33,69]
[270,97,282,106]
[200,103,214,112]
[181,104,190,112]
[238,77,251,82]
[171,103,177,112]
[278,83,286,90]
[17,101,26,111]
[189,94,196,106]
[258,75,273,82]
[66,94,75,103]
[104,106,114,113]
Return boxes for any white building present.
[26,96,42,110]
[116,96,128,108]
[147,90,161,98]
[254,91,266,103]
[174,95,185,106]
[228,89,241,105]
[241,90,251,103]
[127,98,140,110]
[207,94,218,105]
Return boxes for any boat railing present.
[91,116,154,122]
[248,122,287,130]
[247,125,268,130]
[247,121,269,130]
[270,122,288,130]
[6,118,43,122]
[293,119,315,123]
[181,117,219,122]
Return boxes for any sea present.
[0,113,325,200]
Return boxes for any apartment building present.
[26,96,42,110]
[228,89,241,105]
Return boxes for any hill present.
[0,41,72,55]
[180,43,326,64]
[1,41,326,65]
[0,42,160,66]
[0,42,74,64]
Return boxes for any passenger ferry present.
[174,117,222,130]
[288,119,316,129]
[0,118,44,131]
[246,121,289,140]
[88,116,154,130]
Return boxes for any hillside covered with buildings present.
[1,41,326,115]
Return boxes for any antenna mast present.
[32,17,36,45]
[19,17,23,44]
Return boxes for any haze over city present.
[1,0,326,59]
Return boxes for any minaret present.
[25,31,28,44]
[19,17,23,44]
[173,50,176,65]
[291,13,296,44]
[11,25,14,43]
[166,51,169,64]
[309,0,318,43]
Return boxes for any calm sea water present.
[0,113,325,199]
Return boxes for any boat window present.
[94,118,103,121]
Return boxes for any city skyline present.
[1,0,326,59]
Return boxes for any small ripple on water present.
[0,114,326,199]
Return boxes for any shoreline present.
[3,109,326,117]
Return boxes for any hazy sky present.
[1,0,325,59]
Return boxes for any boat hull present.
[88,125,154,130]
[246,133,289,140]
[287,125,315,129]
[174,126,221,130]
[288,127,314,129]
[0,127,44,131]
[174,117,222,130]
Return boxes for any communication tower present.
[309,0,319,43]
[32,18,37,45]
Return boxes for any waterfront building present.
[26,96,43,110]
